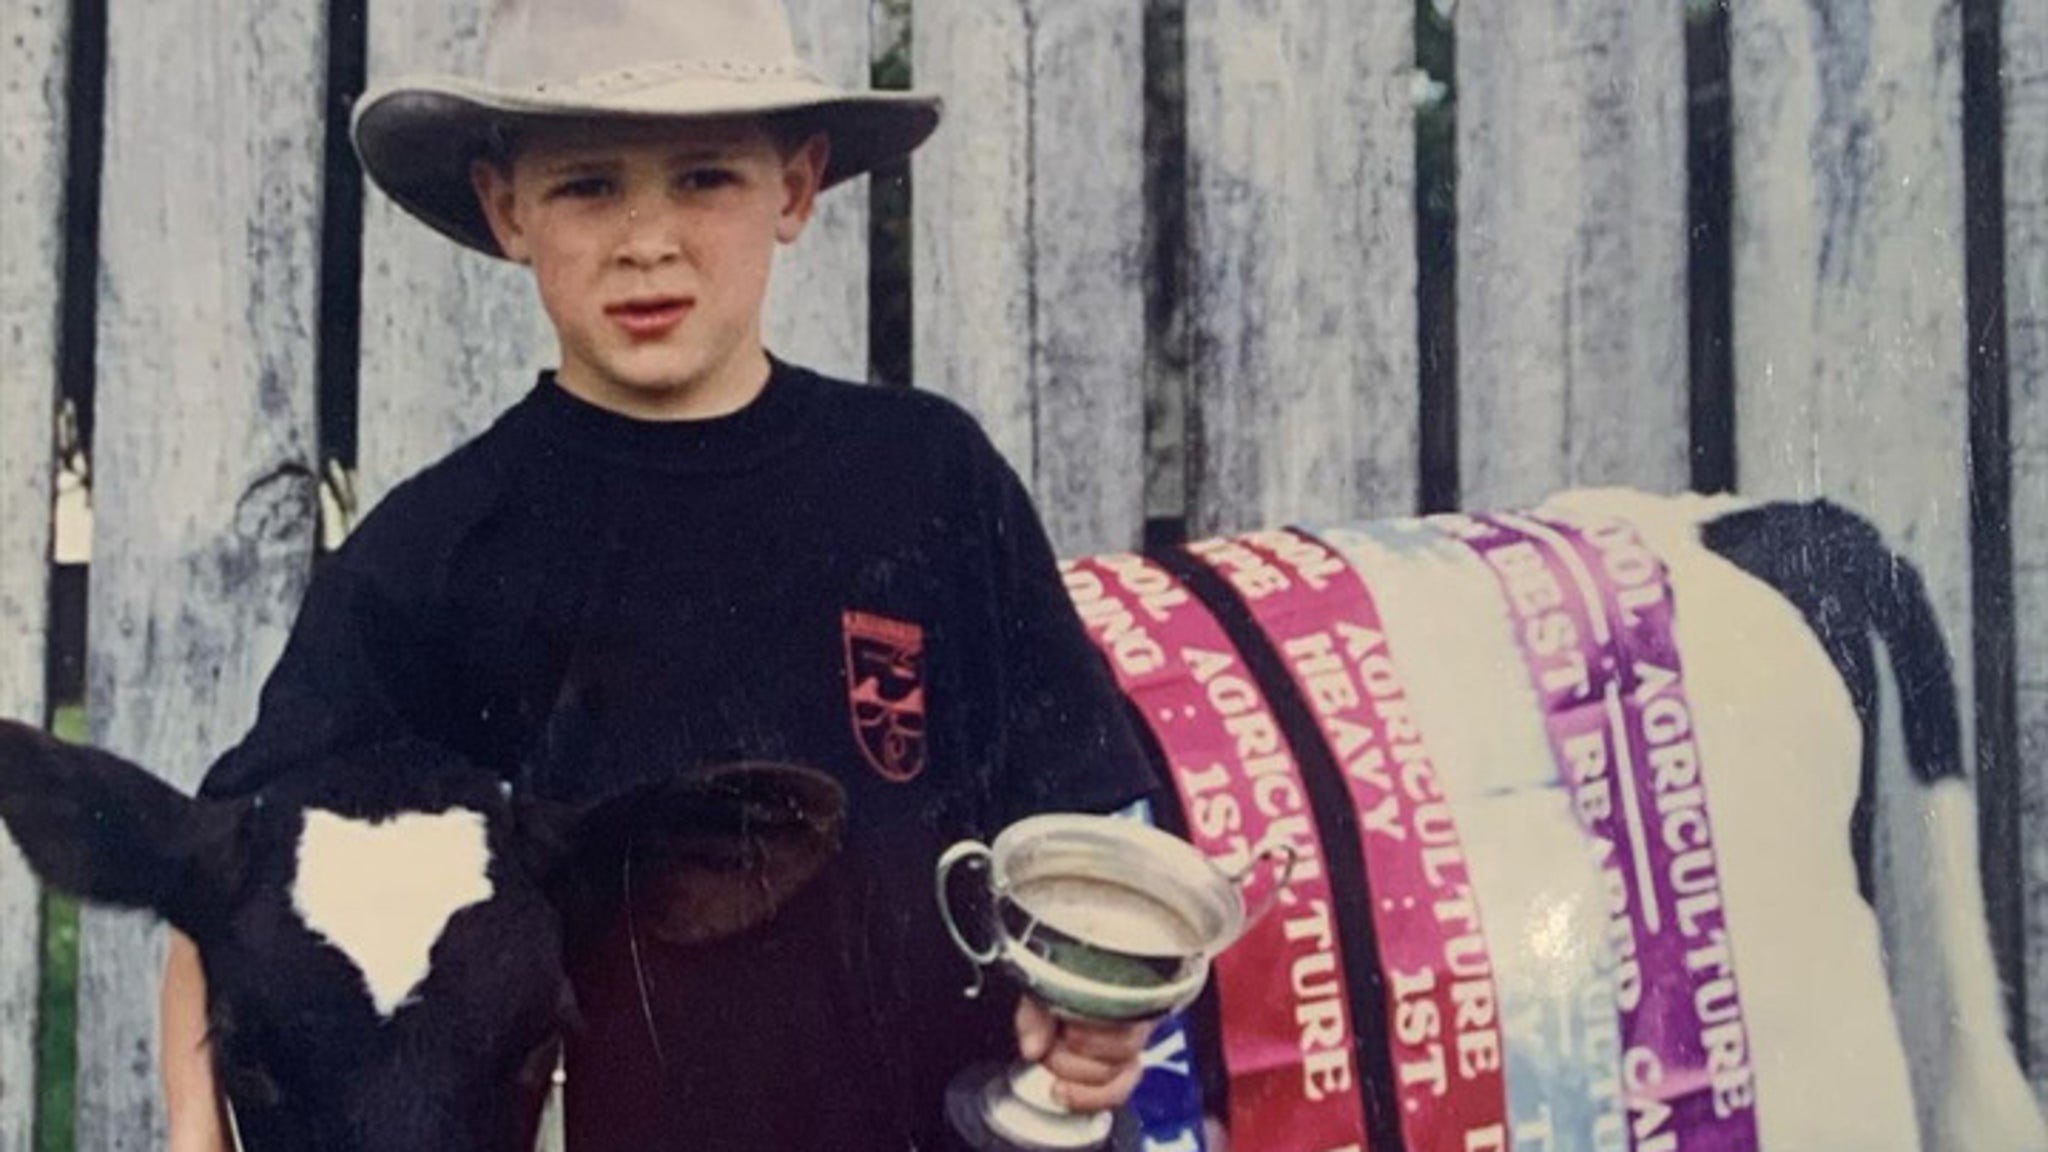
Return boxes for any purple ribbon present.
[1456,510,1760,1152]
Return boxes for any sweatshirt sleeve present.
[198,484,462,800]
[982,451,1159,825]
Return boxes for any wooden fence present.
[0,0,2043,1146]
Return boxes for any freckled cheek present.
[715,227,781,286]
[530,247,609,319]
[529,265,580,330]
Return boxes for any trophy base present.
[944,1062,1141,1152]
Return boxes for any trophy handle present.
[1229,843,1299,928]
[936,839,1002,997]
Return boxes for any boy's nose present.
[616,205,681,268]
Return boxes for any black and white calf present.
[0,729,841,1152]
[0,490,2042,1152]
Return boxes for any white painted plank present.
[1184,0,1417,535]
[912,0,1032,472]
[0,0,66,1141]
[2006,0,2048,1099]
[1455,0,1689,509]
[1729,0,1972,1139]
[1021,0,1146,554]
[913,0,1147,554]
[82,0,327,1146]
[763,0,872,383]
[356,1,553,513]
[1728,0,1969,581]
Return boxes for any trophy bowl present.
[936,814,1287,1150]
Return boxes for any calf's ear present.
[0,718,246,941]
[512,760,848,882]
[511,762,850,946]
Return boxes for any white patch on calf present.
[1888,779,2048,1151]
[292,808,495,1018]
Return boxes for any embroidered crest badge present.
[842,610,927,781]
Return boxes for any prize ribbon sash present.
[1188,529,1510,1152]
[1063,553,1370,1152]
[1316,518,1622,1152]
[1443,511,1759,1152]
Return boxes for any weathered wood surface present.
[356,0,553,512]
[1728,0,1969,626]
[913,0,1147,555]
[81,0,327,1146]
[912,0,1031,481]
[1729,0,1972,1132]
[1455,0,1689,509]
[762,0,872,383]
[0,0,67,1140]
[1184,0,1416,535]
[2008,0,2048,1101]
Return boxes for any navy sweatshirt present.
[203,357,1156,1150]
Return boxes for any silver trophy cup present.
[935,814,1287,1150]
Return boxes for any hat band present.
[521,56,826,99]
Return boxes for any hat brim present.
[352,74,941,259]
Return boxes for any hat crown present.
[353,0,941,257]
[484,0,806,89]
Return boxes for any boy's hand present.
[1014,995,1151,1113]
[163,930,233,1152]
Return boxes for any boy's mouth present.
[606,296,691,338]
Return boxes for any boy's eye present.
[548,176,613,200]
[678,168,741,192]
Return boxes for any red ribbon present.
[1062,553,1370,1152]
[1194,528,1511,1152]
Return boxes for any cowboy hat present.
[352,0,941,258]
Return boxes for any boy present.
[160,1,1158,1148]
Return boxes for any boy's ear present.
[775,133,831,244]
[470,158,531,263]
[0,719,247,942]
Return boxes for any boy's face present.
[471,116,828,418]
